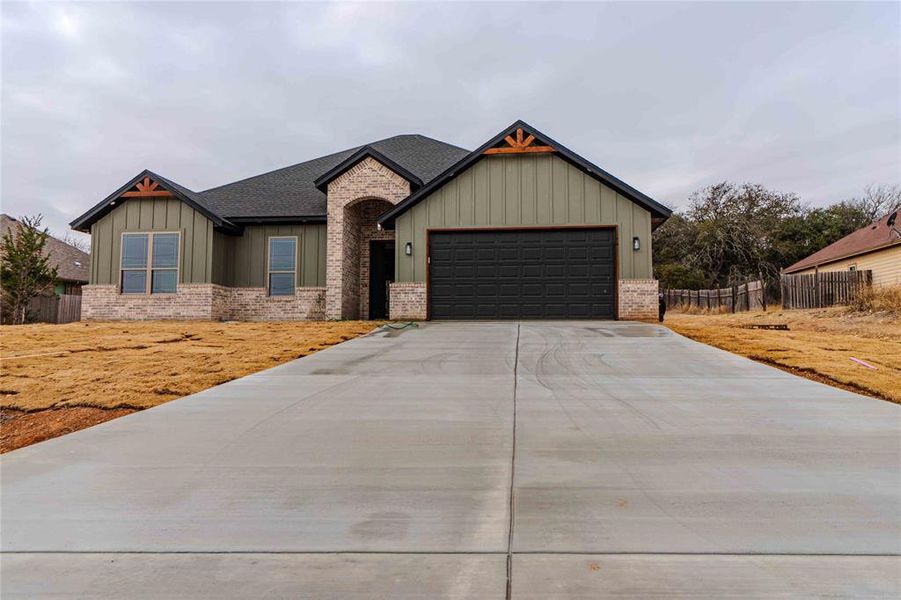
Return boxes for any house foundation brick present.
[618,279,659,321]
[388,282,427,320]
[216,287,326,321]
[81,284,325,321]
[82,284,216,320]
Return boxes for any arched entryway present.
[341,197,395,320]
[323,156,411,320]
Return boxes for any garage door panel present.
[453,248,474,261]
[567,283,590,296]
[568,265,589,277]
[429,228,615,320]
[590,246,612,260]
[545,283,566,297]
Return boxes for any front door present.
[369,240,395,319]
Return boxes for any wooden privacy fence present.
[27,294,82,324]
[665,280,764,313]
[780,270,872,310]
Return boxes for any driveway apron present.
[2,321,898,598]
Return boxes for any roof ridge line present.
[199,133,468,195]
[198,147,360,194]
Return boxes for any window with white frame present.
[120,232,179,294]
[268,237,297,296]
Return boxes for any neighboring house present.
[70,120,672,321]
[1,214,90,295]
[783,210,901,286]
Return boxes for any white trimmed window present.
[120,232,179,294]
[268,236,297,296]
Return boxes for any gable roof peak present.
[70,169,236,233]
[378,120,672,228]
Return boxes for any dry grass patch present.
[1,320,380,411]
[665,307,900,403]
[848,284,901,313]
[0,320,380,452]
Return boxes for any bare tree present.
[62,231,90,253]
[852,184,901,221]
[682,182,802,287]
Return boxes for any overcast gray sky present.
[2,1,899,241]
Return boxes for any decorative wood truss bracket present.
[483,128,555,155]
[121,177,173,198]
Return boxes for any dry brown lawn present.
[665,307,900,403]
[0,320,381,452]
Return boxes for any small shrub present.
[674,304,731,315]
[848,284,901,314]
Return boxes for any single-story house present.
[1,213,90,295]
[783,210,901,286]
[70,120,672,321]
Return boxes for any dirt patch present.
[665,307,900,404]
[0,320,383,452]
[1,406,136,453]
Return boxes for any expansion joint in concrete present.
[506,322,521,600]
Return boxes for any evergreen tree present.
[1,215,59,324]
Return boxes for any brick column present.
[618,279,659,320]
[325,157,409,320]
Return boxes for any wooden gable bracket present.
[121,177,173,198]
[483,128,555,155]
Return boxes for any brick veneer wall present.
[82,284,216,320]
[618,279,658,321]
[326,157,409,320]
[216,287,326,321]
[389,282,427,320]
[340,206,362,319]
[82,284,326,321]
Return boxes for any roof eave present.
[783,239,901,274]
[70,170,238,234]
[227,215,327,224]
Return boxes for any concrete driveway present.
[2,321,899,598]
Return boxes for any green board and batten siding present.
[216,224,326,288]
[89,198,214,285]
[393,154,653,283]
[89,198,327,288]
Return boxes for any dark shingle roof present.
[198,134,469,219]
[1,214,90,283]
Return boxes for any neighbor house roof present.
[783,210,901,273]
[1,214,90,283]
[378,120,673,229]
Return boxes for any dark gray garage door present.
[428,228,616,319]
